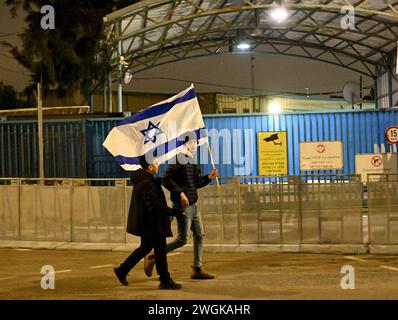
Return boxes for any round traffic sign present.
[385,126,398,144]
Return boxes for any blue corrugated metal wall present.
[85,119,128,178]
[198,110,398,182]
[0,120,86,178]
[1,109,398,179]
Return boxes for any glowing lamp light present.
[237,42,250,50]
[269,101,282,114]
[270,7,288,23]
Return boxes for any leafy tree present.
[3,0,137,105]
[0,82,19,108]
[0,81,31,109]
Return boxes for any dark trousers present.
[119,236,170,282]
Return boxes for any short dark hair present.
[139,155,149,169]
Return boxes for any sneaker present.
[190,266,215,279]
[144,254,156,277]
[159,278,182,290]
[114,267,129,286]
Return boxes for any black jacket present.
[127,169,180,238]
[163,154,211,205]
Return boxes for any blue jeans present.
[167,203,205,268]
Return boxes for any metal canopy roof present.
[103,0,398,79]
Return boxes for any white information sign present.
[300,141,343,171]
[355,153,398,182]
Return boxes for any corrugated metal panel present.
[82,110,398,180]
[201,110,398,183]
[2,110,398,180]
[42,121,86,178]
[0,122,37,177]
[85,119,129,179]
[0,120,85,178]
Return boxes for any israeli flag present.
[103,84,208,170]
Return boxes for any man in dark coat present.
[144,134,218,279]
[113,155,183,290]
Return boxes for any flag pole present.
[207,143,220,188]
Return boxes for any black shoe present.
[158,278,182,290]
[114,267,129,286]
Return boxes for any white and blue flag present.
[103,84,208,170]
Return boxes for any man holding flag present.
[144,134,218,280]
[103,84,218,282]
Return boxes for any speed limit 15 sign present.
[386,126,398,144]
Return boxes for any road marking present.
[89,264,114,269]
[344,256,367,262]
[0,276,18,281]
[168,253,182,257]
[380,265,398,272]
[54,270,72,274]
[14,248,32,251]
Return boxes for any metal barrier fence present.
[0,178,20,240]
[0,175,368,245]
[198,175,363,245]
[367,174,398,245]
[0,178,129,243]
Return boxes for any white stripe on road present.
[89,264,114,269]
[380,265,398,272]
[54,270,72,274]
[14,248,32,251]
[168,253,182,257]
[0,276,18,281]
[344,256,367,262]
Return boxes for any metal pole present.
[103,83,108,113]
[37,83,44,179]
[117,40,123,113]
[108,72,113,113]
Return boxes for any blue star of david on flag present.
[140,121,163,144]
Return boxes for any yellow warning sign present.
[258,132,288,175]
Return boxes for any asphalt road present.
[1,249,398,300]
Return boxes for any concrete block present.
[300,244,367,254]
[369,245,398,255]
[0,240,67,250]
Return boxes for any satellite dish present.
[343,81,361,105]
[124,70,133,85]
